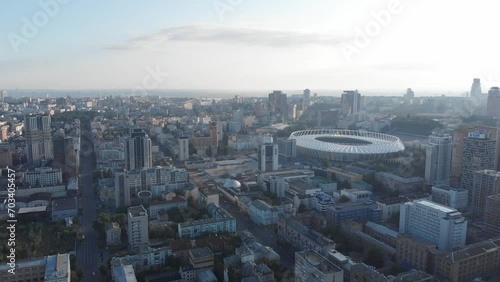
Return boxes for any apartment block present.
[178,204,236,238]
[471,170,500,217]
[431,185,468,209]
[128,205,149,249]
[325,201,381,226]
[0,253,71,282]
[295,250,344,282]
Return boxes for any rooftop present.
[52,197,77,211]
[414,199,456,214]
[297,250,342,274]
[189,247,214,259]
[128,205,148,217]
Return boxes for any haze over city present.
[2,0,500,94]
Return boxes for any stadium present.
[288,129,405,162]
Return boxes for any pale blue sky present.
[1,0,500,94]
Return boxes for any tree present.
[339,195,351,203]
[364,248,384,268]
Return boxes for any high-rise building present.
[399,199,467,252]
[0,90,6,102]
[127,205,149,249]
[277,138,296,165]
[268,90,288,123]
[404,88,415,99]
[451,126,500,186]
[125,129,152,171]
[178,136,189,161]
[484,194,500,235]
[487,86,500,117]
[24,114,53,166]
[258,143,278,172]
[53,132,78,180]
[318,109,340,127]
[425,134,453,185]
[470,78,482,98]
[340,90,361,117]
[295,250,344,282]
[460,132,497,199]
[471,170,500,217]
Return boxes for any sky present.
[1,0,500,95]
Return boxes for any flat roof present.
[297,250,342,274]
[18,205,47,214]
[415,199,456,213]
[189,247,214,259]
[52,197,77,211]
[128,205,147,217]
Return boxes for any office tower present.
[404,88,415,99]
[268,90,288,123]
[127,205,149,249]
[470,78,482,98]
[258,143,278,172]
[460,132,497,199]
[340,90,361,117]
[318,109,340,127]
[209,121,219,149]
[303,89,311,101]
[295,250,344,282]
[399,199,467,251]
[425,134,453,185]
[178,136,189,161]
[125,128,152,171]
[451,126,500,186]
[484,194,500,235]
[53,132,78,180]
[471,170,500,217]
[277,138,296,164]
[24,114,53,166]
[487,87,500,117]
[0,90,6,102]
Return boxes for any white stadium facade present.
[288,129,405,162]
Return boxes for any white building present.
[178,204,236,238]
[258,143,278,172]
[399,199,467,252]
[425,134,453,185]
[340,189,373,202]
[24,167,62,186]
[178,136,189,161]
[127,205,149,249]
[248,199,287,225]
[431,185,468,210]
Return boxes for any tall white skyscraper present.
[125,129,152,171]
[399,199,467,252]
[24,114,53,166]
[425,134,453,185]
[127,205,149,249]
[178,136,189,161]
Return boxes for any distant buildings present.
[470,78,482,98]
[340,90,361,117]
[258,143,278,172]
[268,90,288,123]
[404,88,415,99]
[487,86,500,117]
[399,200,467,252]
[24,114,53,166]
[276,138,296,164]
[471,170,500,217]
[295,250,344,282]
[125,128,152,171]
[127,205,149,249]
[318,109,340,127]
[425,134,452,185]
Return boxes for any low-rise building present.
[106,222,122,245]
[148,196,187,220]
[189,247,214,272]
[431,185,468,209]
[51,197,77,222]
[278,214,335,252]
[340,188,373,202]
[325,201,381,226]
[295,250,344,282]
[198,187,219,207]
[24,167,63,187]
[178,204,236,238]
[375,172,424,192]
[248,199,287,226]
[0,253,71,282]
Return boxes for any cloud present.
[104,24,349,50]
[370,62,436,71]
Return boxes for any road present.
[76,131,101,281]
[218,198,295,271]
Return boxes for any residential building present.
[0,253,71,282]
[189,247,214,272]
[24,113,53,166]
[112,264,137,282]
[325,201,382,226]
[375,172,424,192]
[51,197,77,222]
[258,143,278,172]
[484,194,500,235]
[24,167,62,187]
[471,169,500,217]
[395,234,436,272]
[106,222,122,245]
[111,246,172,274]
[295,250,344,282]
[431,185,468,209]
[197,270,218,282]
[148,196,187,220]
[327,167,363,184]
[460,132,497,199]
[425,134,453,185]
[198,187,219,207]
[277,138,296,164]
[0,148,13,168]
[377,197,411,222]
[248,199,288,226]
[125,128,152,171]
[487,86,500,117]
[278,214,335,252]
[178,204,236,238]
[128,205,149,249]
[178,136,189,161]
[340,188,373,202]
[399,200,467,251]
[341,90,361,117]
[268,90,288,123]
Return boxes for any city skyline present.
[2,0,500,92]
